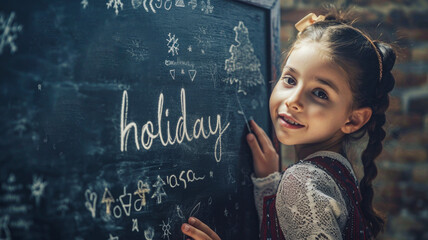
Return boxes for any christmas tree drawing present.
[224,21,264,95]
[151,175,167,204]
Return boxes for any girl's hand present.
[181,217,221,240]
[247,120,279,178]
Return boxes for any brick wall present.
[279,0,428,239]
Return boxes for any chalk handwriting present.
[131,0,142,9]
[119,187,132,216]
[108,233,119,240]
[120,88,230,162]
[166,169,205,189]
[201,0,213,14]
[188,0,197,10]
[81,0,89,9]
[0,215,11,240]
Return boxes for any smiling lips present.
[278,113,304,129]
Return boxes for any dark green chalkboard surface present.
[0,0,280,239]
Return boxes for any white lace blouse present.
[251,151,358,240]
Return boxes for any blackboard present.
[0,0,280,239]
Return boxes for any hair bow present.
[295,13,325,32]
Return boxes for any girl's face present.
[270,43,354,146]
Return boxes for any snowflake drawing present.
[166,33,179,56]
[29,175,48,206]
[81,0,89,9]
[201,0,213,14]
[0,12,23,55]
[106,0,124,15]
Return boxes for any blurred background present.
[278,0,428,239]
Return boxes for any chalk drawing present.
[160,218,172,240]
[134,180,150,210]
[181,69,185,75]
[119,186,132,216]
[188,0,197,10]
[194,26,212,51]
[0,215,11,240]
[235,202,239,210]
[37,84,42,91]
[201,0,213,14]
[227,165,235,184]
[132,218,139,232]
[169,69,176,80]
[127,39,149,62]
[85,189,97,218]
[208,196,212,205]
[81,0,89,9]
[144,226,155,240]
[209,171,213,178]
[208,63,218,87]
[106,0,124,15]
[0,12,23,55]
[143,0,155,13]
[189,202,201,217]
[175,0,185,7]
[176,205,185,219]
[108,234,119,240]
[187,45,192,52]
[29,175,47,206]
[101,187,115,215]
[165,0,173,10]
[224,21,264,95]
[166,33,179,56]
[7,174,15,183]
[131,0,142,9]
[151,175,167,204]
[236,92,252,133]
[224,208,228,217]
[188,70,197,82]
[57,198,70,216]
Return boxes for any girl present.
[181,7,396,240]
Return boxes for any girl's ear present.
[341,107,372,134]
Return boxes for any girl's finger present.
[246,133,264,161]
[181,223,212,240]
[249,120,272,151]
[188,217,221,240]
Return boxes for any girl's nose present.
[285,89,304,112]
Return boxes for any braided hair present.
[288,6,396,238]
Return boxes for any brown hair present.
[285,6,396,238]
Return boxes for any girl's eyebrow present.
[316,77,340,94]
[284,66,340,94]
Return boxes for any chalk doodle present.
[189,202,201,217]
[166,33,179,56]
[208,196,212,205]
[169,69,176,80]
[38,84,42,91]
[160,218,172,240]
[85,189,97,218]
[131,0,142,9]
[187,45,192,52]
[108,234,119,240]
[181,69,185,75]
[106,0,124,15]
[101,188,115,215]
[224,21,264,95]
[188,0,197,10]
[144,226,155,240]
[132,218,139,232]
[143,0,156,13]
[0,215,11,240]
[134,180,150,210]
[127,39,149,62]
[57,198,70,216]
[201,0,213,14]
[0,12,23,55]
[29,175,47,206]
[176,205,185,219]
[227,165,236,184]
[151,175,167,204]
[81,0,89,9]
[118,187,132,217]
[188,70,197,82]
[224,208,229,217]
[236,92,252,133]
[194,26,213,51]
[175,0,185,7]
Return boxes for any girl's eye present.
[313,89,329,100]
[282,76,296,86]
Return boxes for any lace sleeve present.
[276,163,348,240]
[251,171,282,226]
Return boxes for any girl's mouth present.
[279,115,304,129]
